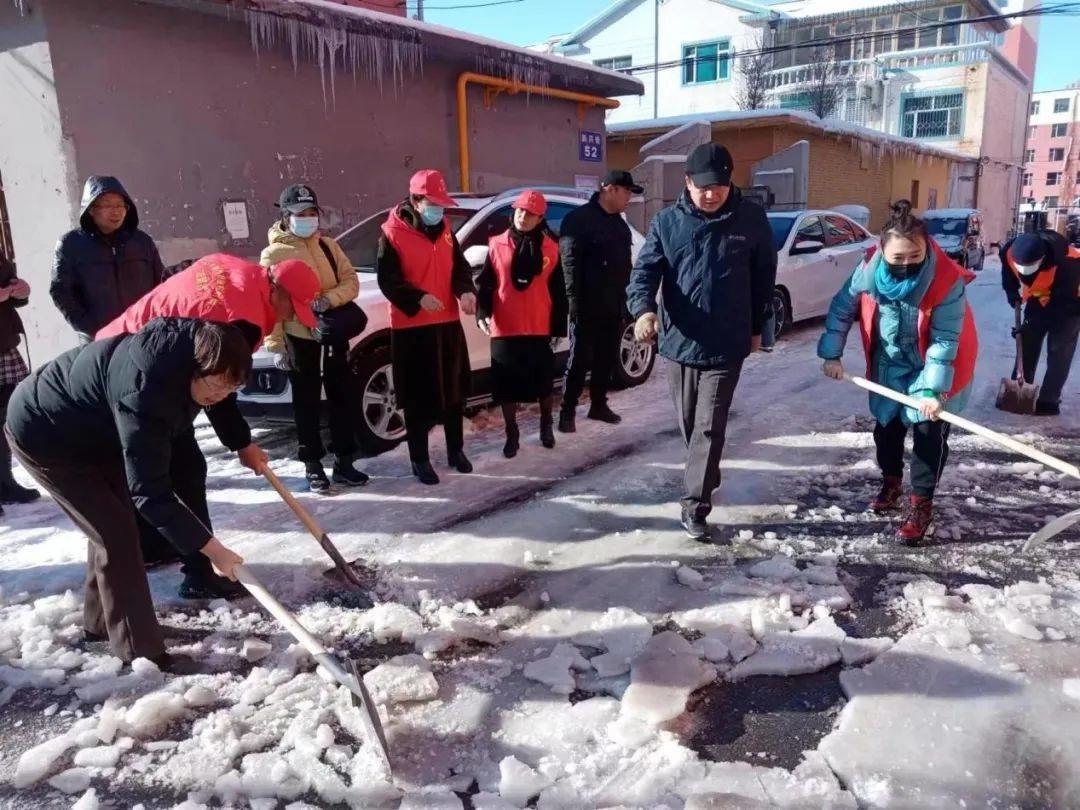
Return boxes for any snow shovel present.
[995,303,1040,414]
[233,564,392,777]
[260,465,370,591]
[843,374,1080,549]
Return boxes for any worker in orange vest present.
[999,231,1080,416]
[476,191,568,458]
[376,170,477,485]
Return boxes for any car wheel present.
[611,320,656,389]
[349,345,406,455]
[773,287,792,339]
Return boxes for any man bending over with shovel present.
[96,254,321,599]
[999,231,1080,416]
[5,319,248,671]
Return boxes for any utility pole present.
[416,0,424,21]
[653,0,659,119]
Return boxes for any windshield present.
[768,215,798,248]
[337,207,475,272]
[925,218,967,237]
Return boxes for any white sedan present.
[767,210,877,338]
[237,189,655,454]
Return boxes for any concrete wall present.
[1,0,610,362]
[0,1,81,364]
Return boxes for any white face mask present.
[289,215,319,239]
[1014,260,1042,277]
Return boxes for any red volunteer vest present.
[487,231,559,338]
[96,253,275,348]
[380,207,459,330]
[857,241,979,399]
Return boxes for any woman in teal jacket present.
[818,200,978,544]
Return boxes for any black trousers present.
[563,315,623,409]
[874,418,951,498]
[286,335,358,463]
[1017,307,1080,406]
[668,361,743,518]
[404,405,464,464]
[137,430,214,579]
[7,428,166,662]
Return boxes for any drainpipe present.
[456,72,621,192]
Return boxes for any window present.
[1050,148,1066,162]
[1055,98,1071,113]
[683,40,730,84]
[338,207,472,271]
[794,215,825,247]
[593,55,632,73]
[1076,171,1080,185]
[1024,149,1035,162]
[940,5,963,46]
[461,205,513,251]
[772,27,793,69]
[542,203,579,237]
[1022,172,1032,187]
[1052,123,1068,138]
[824,216,859,246]
[1047,172,1061,186]
[1031,100,1041,115]
[910,179,921,209]
[1028,126,1037,139]
[901,92,963,139]
[897,12,917,50]
[1045,195,1059,208]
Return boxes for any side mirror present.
[791,239,825,255]
[463,245,489,268]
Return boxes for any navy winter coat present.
[626,187,777,368]
[50,176,165,341]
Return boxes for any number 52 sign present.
[579,131,603,163]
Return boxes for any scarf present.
[874,252,929,302]
[508,224,547,291]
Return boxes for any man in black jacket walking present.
[50,175,166,343]
[558,170,642,432]
[627,144,777,539]
[4,318,248,668]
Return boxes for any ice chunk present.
[903,580,947,605]
[122,692,187,738]
[996,609,1043,641]
[473,792,519,810]
[1045,627,1067,642]
[676,566,706,590]
[620,631,716,725]
[129,657,160,678]
[498,755,553,806]
[933,624,972,650]
[729,630,842,680]
[524,643,590,694]
[364,654,440,705]
[73,745,120,768]
[183,685,217,708]
[574,607,653,678]
[1064,679,1080,701]
[750,595,795,639]
[13,732,77,787]
[71,788,99,810]
[398,791,464,809]
[315,723,335,750]
[840,637,894,667]
[47,767,91,794]
[243,639,273,662]
[692,635,731,663]
[747,555,800,581]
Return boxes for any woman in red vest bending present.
[377,170,477,486]
[476,191,569,458]
[817,200,979,544]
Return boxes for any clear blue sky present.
[415,0,1079,91]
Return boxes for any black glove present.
[1006,294,1021,309]
[1011,323,1027,339]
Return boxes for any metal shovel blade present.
[995,376,1040,415]
[1023,507,1080,553]
[347,658,391,763]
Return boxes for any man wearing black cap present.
[627,143,776,539]
[999,229,1080,415]
[557,170,642,432]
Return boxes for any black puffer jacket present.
[0,255,27,354]
[7,318,245,555]
[50,176,165,341]
[559,193,633,320]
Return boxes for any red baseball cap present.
[409,169,456,208]
[269,259,321,329]
[512,190,547,217]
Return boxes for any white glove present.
[273,352,293,372]
[311,295,331,314]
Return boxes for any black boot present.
[1034,400,1060,416]
[587,402,622,424]
[448,450,473,474]
[539,397,556,449]
[179,572,247,600]
[558,407,576,434]
[502,404,519,458]
[412,461,440,486]
[305,462,331,494]
[332,454,370,487]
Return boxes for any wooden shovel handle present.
[261,465,326,540]
[844,374,1080,480]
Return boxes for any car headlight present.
[242,368,289,396]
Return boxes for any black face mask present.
[885,259,923,280]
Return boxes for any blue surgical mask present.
[289,215,319,239]
[419,204,444,227]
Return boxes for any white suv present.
[237,189,655,454]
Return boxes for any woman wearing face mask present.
[817,200,978,544]
[261,184,368,493]
[376,169,477,485]
[476,191,568,458]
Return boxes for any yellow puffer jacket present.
[260,221,360,353]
